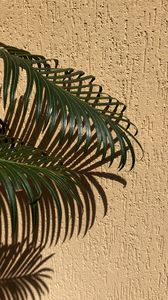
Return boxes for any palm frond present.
[0,43,142,169]
[0,136,83,234]
[0,242,53,300]
[0,135,127,245]
[0,43,142,243]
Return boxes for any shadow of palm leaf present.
[0,241,53,300]
[0,42,142,300]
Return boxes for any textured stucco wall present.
[0,0,168,299]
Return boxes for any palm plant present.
[0,42,142,299]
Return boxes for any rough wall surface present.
[0,0,168,299]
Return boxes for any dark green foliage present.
[0,42,142,245]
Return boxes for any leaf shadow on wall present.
[0,172,126,300]
[0,87,127,299]
[0,241,54,300]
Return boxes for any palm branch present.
[0,42,142,245]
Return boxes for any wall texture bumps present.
[0,0,168,299]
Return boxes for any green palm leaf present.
[0,43,141,166]
[0,42,142,243]
[0,136,127,245]
[0,136,84,234]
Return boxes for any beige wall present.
[1,0,168,299]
